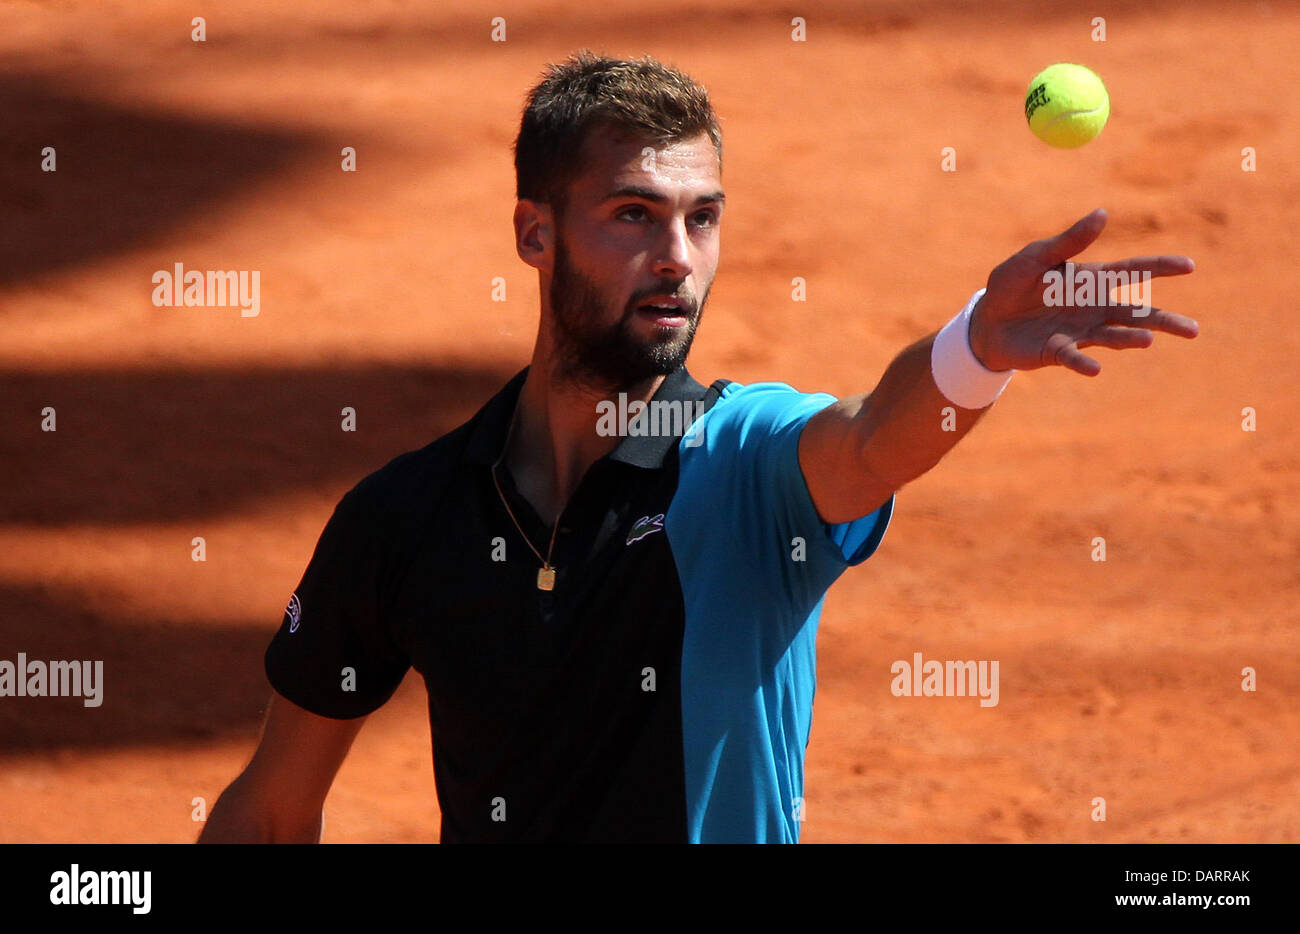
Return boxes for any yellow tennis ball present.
[1024,63,1110,148]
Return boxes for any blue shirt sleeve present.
[684,381,894,576]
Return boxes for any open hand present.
[968,209,1198,376]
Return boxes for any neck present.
[501,347,667,523]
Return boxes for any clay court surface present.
[1,0,1296,843]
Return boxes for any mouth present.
[635,296,690,328]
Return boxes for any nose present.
[652,215,694,280]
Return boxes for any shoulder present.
[336,412,480,537]
[716,379,831,404]
[704,379,838,436]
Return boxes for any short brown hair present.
[513,50,723,216]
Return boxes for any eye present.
[692,210,719,228]
[616,205,649,222]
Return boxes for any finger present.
[1077,325,1154,351]
[1025,208,1108,267]
[1053,341,1102,377]
[1075,255,1196,278]
[1104,305,1200,337]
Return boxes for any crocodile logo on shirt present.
[626,513,665,545]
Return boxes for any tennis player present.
[199,51,1196,844]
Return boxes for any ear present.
[514,199,554,272]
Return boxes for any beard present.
[548,233,707,394]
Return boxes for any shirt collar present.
[463,364,708,470]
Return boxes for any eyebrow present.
[601,185,725,206]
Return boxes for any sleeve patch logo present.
[285,592,303,632]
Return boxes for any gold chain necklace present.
[491,409,561,591]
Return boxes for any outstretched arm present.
[799,209,1198,525]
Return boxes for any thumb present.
[1025,208,1107,267]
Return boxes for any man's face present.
[544,129,723,393]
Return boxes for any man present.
[199,51,1197,844]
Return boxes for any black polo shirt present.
[265,364,893,842]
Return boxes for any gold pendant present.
[537,566,556,591]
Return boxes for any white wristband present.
[930,288,1014,410]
